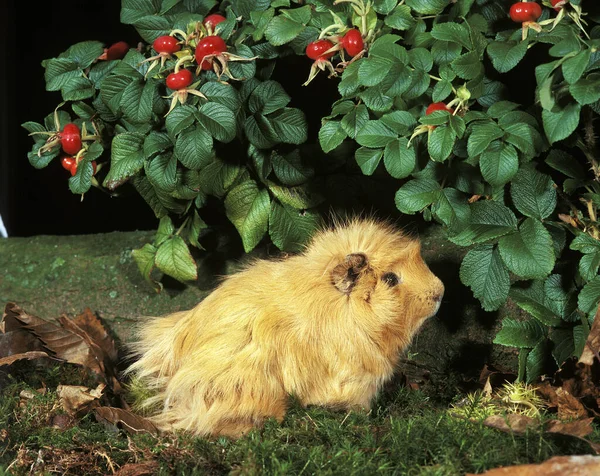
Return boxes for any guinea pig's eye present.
[382,272,400,287]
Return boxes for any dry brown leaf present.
[579,304,600,366]
[94,407,158,436]
[483,414,539,434]
[468,455,600,475]
[71,308,119,363]
[555,387,589,420]
[545,417,594,438]
[57,383,105,416]
[0,351,52,367]
[1,303,47,359]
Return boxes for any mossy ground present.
[1,360,598,476]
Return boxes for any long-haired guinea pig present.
[127,218,444,437]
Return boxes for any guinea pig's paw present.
[331,252,369,294]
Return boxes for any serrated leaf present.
[562,49,591,84]
[268,108,308,145]
[103,132,145,190]
[433,187,470,230]
[448,201,518,246]
[68,160,94,194]
[267,181,325,209]
[121,79,155,124]
[428,125,456,162]
[131,243,161,292]
[269,202,321,252]
[451,51,483,80]
[145,153,178,192]
[319,120,347,153]
[61,77,95,101]
[480,142,519,186]
[356,120,397,148]
[380,111,416,135]
[265,16,305,46]
[578,276,600,315]
[405,0,448,14]
[199,159,241,197]
[133,15,171,43]
[509,280,562,327]
[155,216,174,246]
[384,138,416,179]
[542,103,581,145]
[155,235,198,282]
[545,149,586,179]
[384,4,414,30]
[498,218,555,280]
[271,150,314,186]
[550,328,575,367]
[510,168,557,220]
[467,122,504,157]
[493,316,545,348]
[395,178,440,214]
[341,104,370,139]
[569,76,600,106]
[526,338,550,383]
[431,22,471,49]
[248,80,290,115]
[165,104,196,137]
[225,179,271,252]
[174,126,213,170]
[570,234,600,254]
[196,102,236,142]
[121,0,161,24]
[355,147,384,175]
[44,58,81,91]
[487,40,529,73]
[358,57,394,87]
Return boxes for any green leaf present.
[155,235,198,282]
[545,149,586,179]
[121,0,161,24]
[268,108,308,145]
[428,125,456,162]
[467,122,504,157]
[103,132,145,190]
[145,153,178,193]
[431,22,471,49]
[188,210,207,249]
[61,77,95,101]
[319,120,347,153]
[199,159,241,198]
[155,216,174,246]
[44,58,81,91]
[510,168,557,220]
[121,79,155,124]
[132,15,171,43]
[356,120,397,148]
[100,75,131,115]
[570,234,600,254]
[480,142,519,187]
[380,111,417,135]
[433,187,470,230]
[174,125,213,170]
[579,252,600,283]
[358,57,394,87]
[248,80,291,115]
[265,16,305,46]
[131,243,161,292]
[65,41,105,68]
[578,276,600,315]
[448,201,518,246]
[509,280,562,327]
[408,48,433,73]
[451,51,484,80]
[493,316,545,348]
[384,138,416,179]
[526,338,551,383]
[359,86,394,112]
[225,179,271,252]
[562,49,591,84]
[245,114,278,149]
[269,202,321,252]
[542,103,581,145]
[487,40,529,73]
[384,5,415,30]
[498,218,556,280]
[165,104,196,137]
[196,102,237,142]
[432,80,453,102]
[503,122,543,157]
[355,147,384,175]
[341,105,370,140]
[199,81,241,112]
[550,328,575,367]
[570,76,600,106]
[271,150,314,186]
[68,160,94,195]
[405,0,448,14]
[395,178,440,214]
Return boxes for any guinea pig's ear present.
[331,253,369,294]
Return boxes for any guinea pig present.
[127,218,444,437]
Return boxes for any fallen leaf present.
[1,303,47,360]
[468,454,600,475]
[71,308,119,363]
[555,387,589,420]
[483,414,538,434]
[0,351,51,367]
[57,383,105,416]
[94,407,158,436]
[545,417,594,438]
[114,462,159,476]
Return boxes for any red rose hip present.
[166,69,193,90]
[341,30,364,57]
[195,35,227,70]
[203,14,226,28]
[152,35,181,54]
[105,41,129,60]
[306,39,335,61]
[61,156,75,172]
[60,123,82,155]
[426,102,454,115]
[509,2,543,22]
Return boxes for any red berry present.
[105,41,129,60]
[61,156,75,172]
[203,14,226,28]
[509,2,543,22]
[551,0,566,11]
[70,160,97,177]
[60,123,82,156]
[341,30,364,57]
[152,35,181,55]
[166,69,193,90]
[306,40,335,61]
[195,35,227,70]
[426,102,454,115]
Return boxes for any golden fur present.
[127,219,444,437]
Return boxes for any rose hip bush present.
[23,0,600,381]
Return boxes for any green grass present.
[1,361,598,475]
